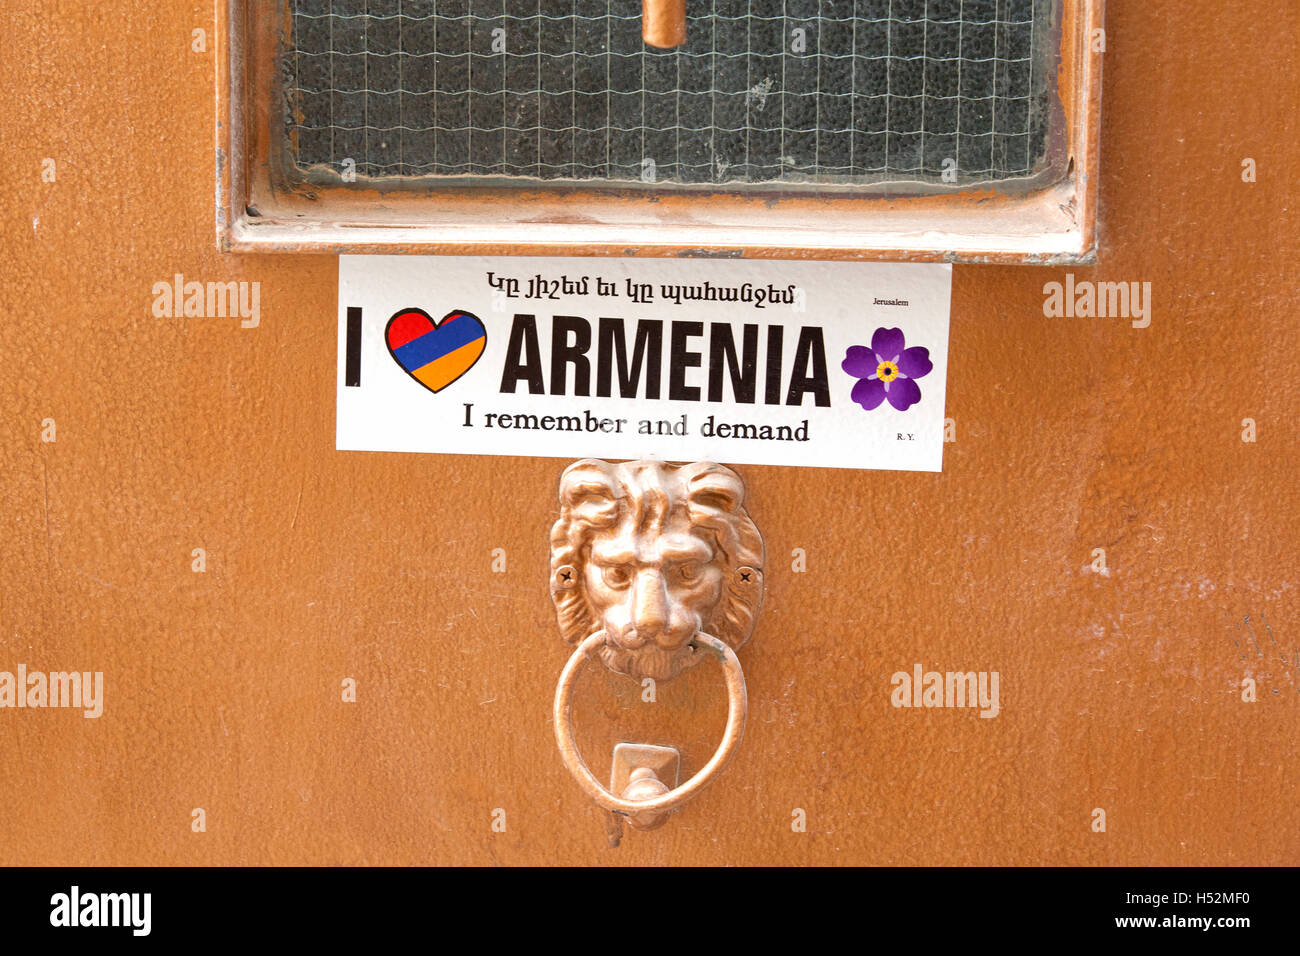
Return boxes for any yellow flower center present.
[876,360,900,383]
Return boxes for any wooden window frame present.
[216,0,1103,263]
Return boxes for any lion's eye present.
[678,563,701,583]
[601,565,633,589]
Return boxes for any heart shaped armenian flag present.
[385,308,487,393]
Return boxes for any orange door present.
[0,0,1296,865]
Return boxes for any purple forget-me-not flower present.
[842,327,933,411]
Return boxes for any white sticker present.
[337,256,951,472]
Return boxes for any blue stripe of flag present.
[393,315,485,370]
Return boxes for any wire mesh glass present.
[283,0,1060,188]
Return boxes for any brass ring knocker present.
[553,631,747,831]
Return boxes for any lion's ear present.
[557,459,620,526]
[684,463,746,518]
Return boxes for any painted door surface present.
[1,1,1296,865]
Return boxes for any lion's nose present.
[631,569,668,641]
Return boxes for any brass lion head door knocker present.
[549,459,764,842]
